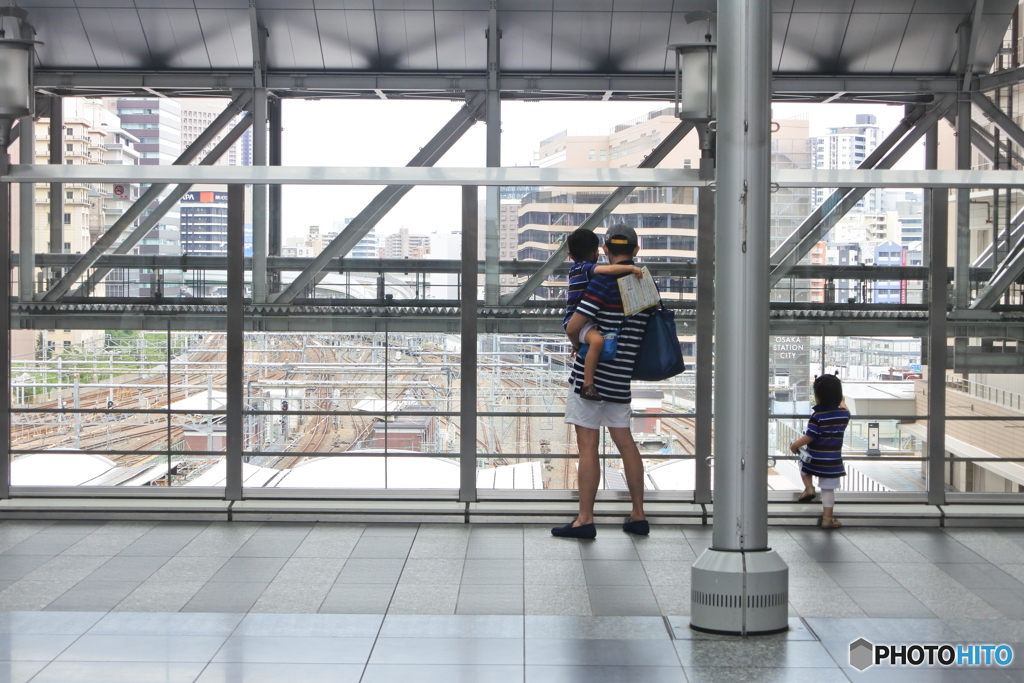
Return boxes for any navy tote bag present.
[631,303,686,381]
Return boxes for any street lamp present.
[0,7,38,151]
[668,12,717,121]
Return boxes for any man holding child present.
[552,224,653,539]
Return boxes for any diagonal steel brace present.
[973,91,1024,150]
[71,113,254,297]
[42,91,252,302]
[273,92,487,304]
[971,237,1024,309]
[942,110,1024,168]
[500,119,696,307]
[770,104,926,270]
[770,96,954,287]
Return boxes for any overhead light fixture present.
[0,6,39,150]
[669,11,717,121]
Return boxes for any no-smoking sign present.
[113,184,126,197]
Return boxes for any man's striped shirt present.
[568,259,652,404]
[563,260,597,328]
[801,404,850,478]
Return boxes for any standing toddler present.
[789,373,849,528]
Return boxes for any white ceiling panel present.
[30,8,96,68]
[777,12,852,74]
[138,8,213,69]
[316,10,378,71]
[836,12,910,74]
[891,12,963,74]
[13,0,1017,87]
[497,9,552,72]
[78,7,151,68]
[772,12,791,72]
[194,8,250,69]
[261,9,325,70]
[550,11,613,72]
[375,9,438,71]
[609,12,674,73]
[434,10,487,72]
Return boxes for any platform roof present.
[18,1,1018,101]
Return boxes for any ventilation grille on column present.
[692,590,741,609]
[692,590,787,609]
[746,592,787,609]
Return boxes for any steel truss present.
[9,36,1024,508]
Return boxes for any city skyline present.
[280,99,924,246]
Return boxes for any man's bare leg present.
[574,425,600,526]
[608,426,646,522]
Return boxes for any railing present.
[947,375,1024,412]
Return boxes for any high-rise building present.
[180,188,229,257]
[385,228,431,259]
[519,107,700,302]
[239,128,253,167]
[322,221,381,259]
[477,196,526,289]
[106,98,184,297]
[873,240,905,304]
[112,98,181,165]
[178,98,247,166]
[811,113,881,213]
[882,189,925,247]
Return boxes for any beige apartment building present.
[32,98,142,354]
[520,108,702,302]
[385,227,431,260]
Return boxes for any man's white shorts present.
[564,389,632,429]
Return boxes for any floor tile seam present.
[522,536,526,683]
[24,622,91,678]
[631,536,660,596]
[358,525,421,683]
[890,568,1018,619]
[836,582,939,620]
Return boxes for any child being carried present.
[563,228,642,401]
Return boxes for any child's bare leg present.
[583,328,604,387]
[800,472,814,495]
[821,489,836,521]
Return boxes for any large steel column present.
[460,186,479,503]
[268,96,282,295]
[694,124,715,505]
[0,182,10,499]
[18,114,33,301]
[925,126,948,507]
[225,184,245,501]
[955,95,972,309]
[483,0,501,305]
[48,95,62,285]
[251,89,268,303]
[690,0,788,636]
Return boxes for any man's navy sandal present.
[622,519,650,536]
[551,522,597,539]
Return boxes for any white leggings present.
[821,489,835,508]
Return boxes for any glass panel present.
[10,330,224,488]
[244,332,459,490]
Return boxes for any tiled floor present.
[0,612,1020,682]
[0,521,1022,681]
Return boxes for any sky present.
[280,98,927,248]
